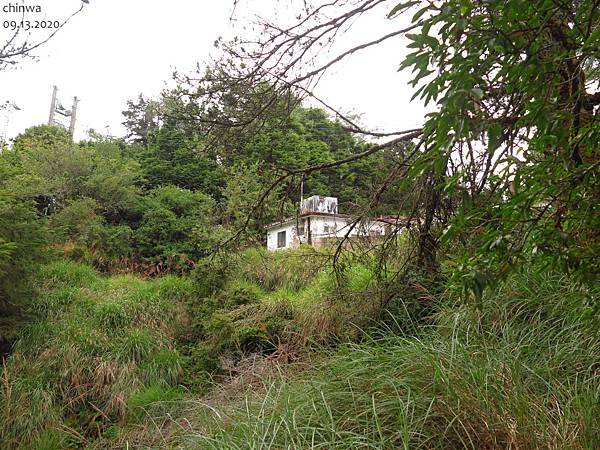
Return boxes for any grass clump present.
[127,384,185,423]
[236,247,327,292]
[187,269,599,449]
[0,259,191,448]
[37,259,100,289]
[93,300,129,329]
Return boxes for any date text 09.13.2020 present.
[3,20,60,31]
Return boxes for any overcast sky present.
[0,0,426,142]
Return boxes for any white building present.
[265,195,400,251]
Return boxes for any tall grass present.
[8,252,596,449]
[186,269,599,449]
[0,260,192,449]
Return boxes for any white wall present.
[266,215,388,251]
[310,216,386,238]
[266,222,299,251]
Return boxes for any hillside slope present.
[1,254,598,449]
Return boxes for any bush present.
[220,279,264,308]
[0,161,48,340]
[135,185,216,260]
[191,255,231,298]
[48,198,103,243]
[183,247,404,385]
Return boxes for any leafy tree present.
[126,82,398,224]
[391,0,600,295]
[81,141,143,222]
[135,186,219,260]
[49,197,104,242]
[11,126,143,220]
[222,162,295,241]
[121,94,161,145]
[0,155,47,341]
[11,125,94,210]
[134,121,225,197]
[3,127,145,271]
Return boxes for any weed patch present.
[0,260,191,448]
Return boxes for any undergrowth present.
[181,247,391,389]
[4,249,598,450]
[0,259,193,449]
[185,269,599,449]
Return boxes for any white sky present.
[0,0,426,142]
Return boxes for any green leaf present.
[433,155,447,175]
[487,123,502,153]
[387,1,419,18]
[412,4,431,21]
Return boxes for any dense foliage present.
[0,260,192,448]
[391,0,600,296]
[0,157,47,341]
[0,101,398,345]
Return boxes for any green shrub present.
[135,185,216,260]
[235,324,272,353]
[91,224,134,260]
[191,255,231,298]
[0,158,48,338]
[182,344,221,385]
[48,197,103,242]
[183,247,396,386]
[220,279,264,307]
[48,199,136,270]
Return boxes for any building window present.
[298,226,305,236]
[323,224,330,234]
[277,230,286,248]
